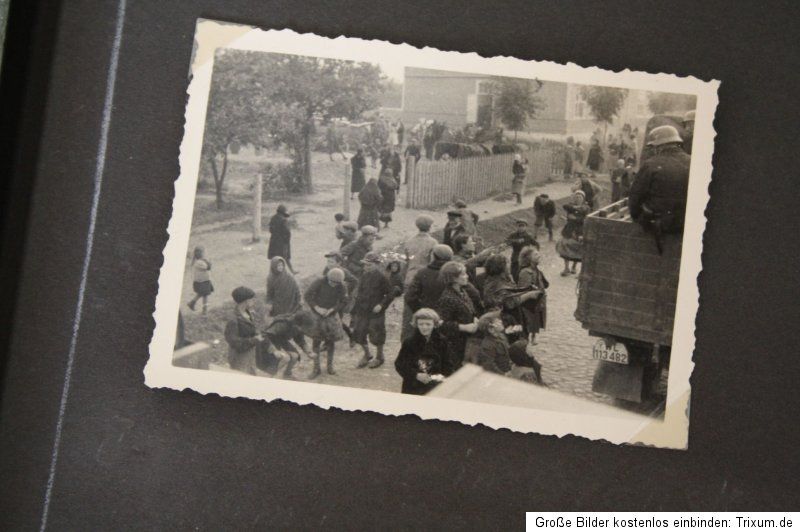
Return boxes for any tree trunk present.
[303,132,312,193]
[209,149,229,210]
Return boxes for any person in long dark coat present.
[357,178,382,230]
[394,308,454,395]
[402,243,452,341]
[350,148,367,198]
[586,139,604,172]
[389,150,403,184]
[435,261,482,369]
[481,254,543,344]
[265,257,302,317]
[377,169,399,228]
[267,204,294,273]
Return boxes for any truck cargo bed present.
[575,199,682,346]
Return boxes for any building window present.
[477,80,493,95]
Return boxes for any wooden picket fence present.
[404,148,559,209]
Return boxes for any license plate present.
[592,340,629,365]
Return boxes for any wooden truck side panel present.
[575,200,682,346]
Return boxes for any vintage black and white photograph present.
[146,20,719,448]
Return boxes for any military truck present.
[575,114,691,404]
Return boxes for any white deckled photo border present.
[145,18,719,449]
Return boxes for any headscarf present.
[266,257,301,316]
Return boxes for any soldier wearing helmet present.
[682,110,696,154]
[629,125,691,241]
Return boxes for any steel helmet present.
[646,125,683,146]
[683,110,696,123]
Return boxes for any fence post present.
[405,156,416,209]
[343,163,351,220]
[252,171,263,243]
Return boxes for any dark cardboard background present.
[1,0,799,529]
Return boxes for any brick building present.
[399,67,651,138]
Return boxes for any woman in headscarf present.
[377,167,399,228]
[268,204,294,272]
[357,177,383,230]
[350,147,367,198]
[435,261,482,369]
[556,190,591,276]
[265,256,302,317]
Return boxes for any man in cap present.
[224,286,262,375]
[505,218,539,283]
[610,158,628,203]
[629,125,691,247]
[402,215,438,286]
[324,250,359,345]
[443,210,465,249]
[338,220,359,249]
[403,244,454,341]
[340,225,377,277]
[454,199,479,236]
[303,268,349,378]
[222,286,289,379]
[351,252,396,369]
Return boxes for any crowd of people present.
[186,119,692,396]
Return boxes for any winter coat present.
[357,179,382,229]
[265,257,302,316]
[505,229,538,281]
[394,330,454,395]
[340,236,373,278]
[628,145,690,233]
[476,334,513,374]
[350,153,367,192]
[436,284,483,368]
[512,160,526,195]
[561,203,590,240]
[402,232,437,285]
[303,277,347,341]
[443,222,465,249]
[378,171,398,214]
[517,265,548,335]
[389,153,403,178]
[587,145,604,171]
[457,208,479,235]
[267,213,291,260]
[225,311,259,375]
[404,259,448,312]
[533,196,556,219]
[351,268,394,316]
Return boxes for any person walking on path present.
[394,308,454,395]
[187,245,213,314]
[403,244,453,341]
[303,268,348,379]
[340,225,377,278]
[512,153,527,205]
[402,215,437,287]
[556,190,591,276]
[533,193,556,242]
[435,261,483,369]
[352,253,396,369]
[268,204,295,273]
[357,177,383,230]
[377,168,399,229]
[505,219,539,283]
[397,120,405,147]
[389,148,403,186]
[350,148,367,198]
